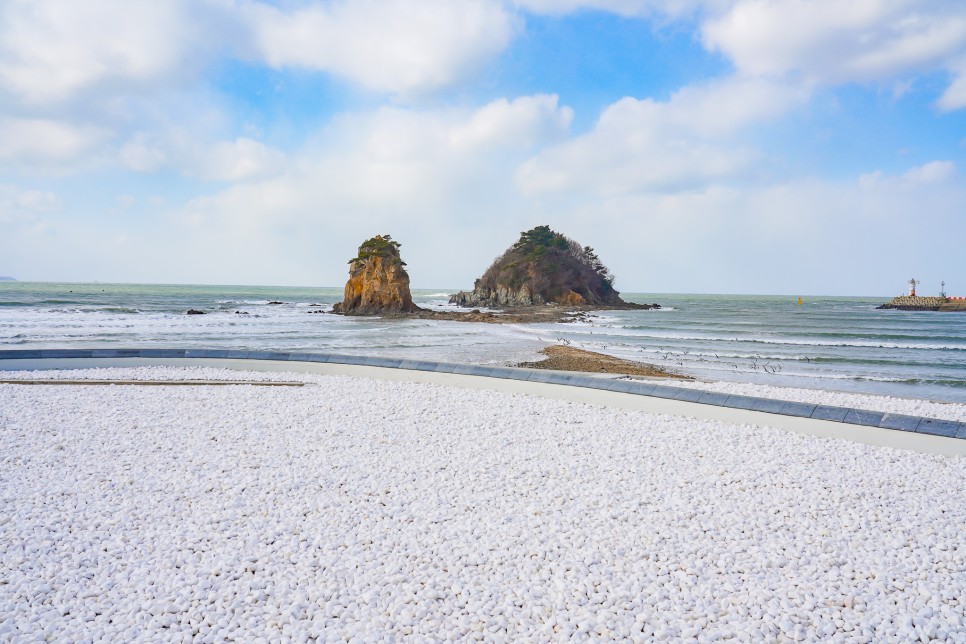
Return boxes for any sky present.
[1,0,965,296]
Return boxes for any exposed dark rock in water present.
[186,309,206,315]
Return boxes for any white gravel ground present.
[651,379,966,423]
[1,367,965,642]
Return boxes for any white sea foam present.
[1,367,964,641]
[555,327,966,351]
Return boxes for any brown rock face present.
[336,235,422,316]
[558,290,586,306]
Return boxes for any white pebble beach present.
[2,366,965,642]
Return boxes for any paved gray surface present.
[1,348,964,441]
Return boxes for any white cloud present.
[197,138,286,182]
[0,118,104,164]
[513,0,731,18]
[702,0,966,87]
[153,95,961,295]
[166,95,572,284]
[519,0,966,111]
[449,94,572,150]
[0,0,520,103]
[0,184,60,224]
[187,94,572,219]
[0,0,523,184]
[901,160,956,185]
[860,160,956,188]
[120,131,284,182]
[0,0,208,104]
[516,161,966,294]
[938,57,966,111]
[517,77,806,196]
[243,0,516,95]
[119,135,170,174]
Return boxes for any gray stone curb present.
[0,349,963,441]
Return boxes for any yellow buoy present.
[797,297,803,305]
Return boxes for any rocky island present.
[331,227,659,325]
[451,225,657,310]
[332,235,422,316]
[329,232,680,376]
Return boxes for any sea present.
[1,282,965,403]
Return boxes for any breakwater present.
[940,299,966,312]
[877,296,966,311]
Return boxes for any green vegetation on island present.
[348,235,406,267]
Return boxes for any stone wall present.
[878,296,948,311]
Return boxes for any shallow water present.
[1,283,964,402]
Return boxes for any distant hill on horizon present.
[0,276,16,281]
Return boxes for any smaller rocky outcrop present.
[334,235,423,316]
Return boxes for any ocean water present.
[1,282,965,402]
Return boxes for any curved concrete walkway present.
[1,348,964,456]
